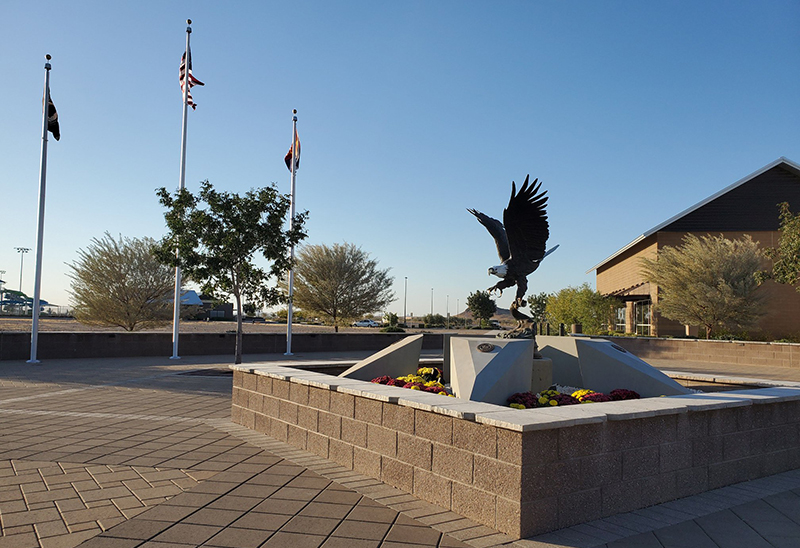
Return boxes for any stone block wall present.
[603,337,800,369]
[231,365,800,538]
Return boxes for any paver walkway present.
[0,352,799,548]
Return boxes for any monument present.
[468,174,551,344]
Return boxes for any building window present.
[615,307,626,332]
[634,300,651,336]
[210,310,225,318]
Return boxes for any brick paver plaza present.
[1,352,800,548]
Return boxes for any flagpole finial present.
[187,19,192,24]
[45,54,51,61]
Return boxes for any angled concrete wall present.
[538,335,690,397]
[338,335,423,381]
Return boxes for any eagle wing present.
[467,208,510,262]
[503,175,549,274]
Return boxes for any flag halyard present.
[284,129,300,172]
[179,47,204,110]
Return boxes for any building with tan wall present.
[587,157,800,338]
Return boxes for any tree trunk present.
[705,325,712,339]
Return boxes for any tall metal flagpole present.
[28,54,53,364]
[171,20,192,360]
[285,110,298,356]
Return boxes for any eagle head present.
[488,264,508,278]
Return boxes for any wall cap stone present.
[230,363,800,433]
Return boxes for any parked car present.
[352,319,381,327]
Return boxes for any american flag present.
[179,46,204,110]
[284,129,300,172]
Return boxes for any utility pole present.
[403,276,407,327]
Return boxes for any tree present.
[640,234,764,339]
[242,303,257,316]
[384,312,399,326]
[526,292,549,324]
[154,181,307,363]
[423,313,446,327]
[67,232,175,331]
[467,290,497,328]
[545,283,620,335]
[759,202,800,292]
[287,243,394,332]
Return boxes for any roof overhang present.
[587,157,800,274]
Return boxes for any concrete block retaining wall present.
[231,364,800,538]
[0,332,444,361]
[603,337,800,369]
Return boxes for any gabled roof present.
[587,157,800,273]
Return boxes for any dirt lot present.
[0,317,473,335]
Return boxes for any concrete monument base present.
[450,337,544,405]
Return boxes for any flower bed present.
[371,366,455,397]
[507,384,640,409]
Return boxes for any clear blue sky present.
[2,0,799,318]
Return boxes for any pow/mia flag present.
[45,87,60,141]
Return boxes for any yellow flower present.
[539,397,548,405]
[510,403,525,410]
[409,386,421,390]
[549,400,558,406]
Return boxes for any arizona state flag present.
[284,129,300,172]
[45,88,60,141]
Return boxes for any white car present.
[352,319,380,327]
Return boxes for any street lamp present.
[403,277,407,327]
[446,294,449,329]
[14,247,31,294]
[0,270,5,311]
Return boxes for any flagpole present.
[28,54,52,365]
[285,110,298,356]
[171,19,192,360]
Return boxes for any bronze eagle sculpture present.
[468,175,551,313]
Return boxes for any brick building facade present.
[588,157,800,338]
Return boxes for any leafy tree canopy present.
[423,313,447,327]
[154,180,307,363]
[545,283,620,335]
[758,202,800,292]
[526,291,549,323]
[68,232,175,331]
[384,312,399,326]
[466,290,497,328]
[640,234,764,339]
[287,243,394,332]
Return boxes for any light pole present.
[0,270,5,311]
[14,247,31,294]
[430,288,433,316]
[446,294,449,329]
[456,298,459,328]
[403,277,407,326]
